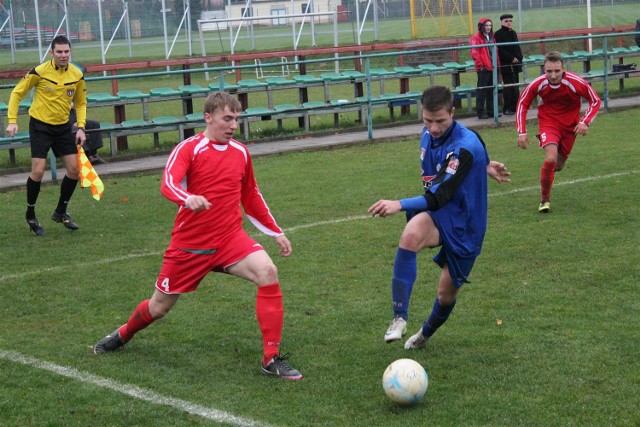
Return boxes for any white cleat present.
[384,317,407,343]
[404,329,429,350]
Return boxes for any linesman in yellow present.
[6,35,87,236]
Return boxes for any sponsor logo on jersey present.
[446,158,459,175]
[422,175,436,189]
[67,89,75,97]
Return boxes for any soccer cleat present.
[261,354,303,380]
[51,211,79,230]
[26,217,45,236]
[538,201,551,214]
[404,329,429,350]
[93,327,126,354]
[384,316,407,343]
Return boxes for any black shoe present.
[478,113,490,119]
[261,354,303,380]
[504,110,515,115]
[26,217,45,236]
[89,155,107,165]
[94,327,126,354]
[51,211,79,230]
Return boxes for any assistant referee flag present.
[77,145,104,200]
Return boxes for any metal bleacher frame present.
[2,30,639,166]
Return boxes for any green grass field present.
[0,108,638,426]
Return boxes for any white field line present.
[0,170,634,423]
[0,251,161,284]
[0,349,276,427]
[0,170,635,285]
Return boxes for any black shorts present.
[29,117,76,159]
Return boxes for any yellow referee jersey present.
[7,59,87,128]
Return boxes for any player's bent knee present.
[255,262,278,283]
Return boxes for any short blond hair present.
[204,92,242,114]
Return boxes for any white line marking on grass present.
[0,349,276,427]
[487,171,636,198]
[284,215,371,233]
[281,171,637,233]
[2,170,635,284]
[0,251,162,284]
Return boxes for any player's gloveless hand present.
[368,200,402,218]
[185,195,211,212]
[517,134,530,149]
[275,235,292,257]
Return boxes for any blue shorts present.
[432,243,477,288]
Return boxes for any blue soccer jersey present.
[418,121,490,258]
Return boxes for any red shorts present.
[155,229,264,294]
[536,126,576,159]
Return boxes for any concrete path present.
[1,95,637,192]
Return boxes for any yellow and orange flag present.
[77,145,105,200]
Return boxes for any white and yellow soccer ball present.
[382,358,428,405]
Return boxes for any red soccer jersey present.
[161,133,283,250]
[516,71,601,135]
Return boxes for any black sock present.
[56,175,78,214]
[26,177,41,219]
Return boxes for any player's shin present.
[422,297,457,338]
[391,248,418,318]
[256,283,284,365]
[120,299,154,341]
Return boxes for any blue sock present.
[422,297,456,337]
[391,248,417,320]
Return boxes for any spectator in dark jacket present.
[69,105,106,164]
[494,13,523,115]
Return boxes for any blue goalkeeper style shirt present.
[415,120,490,258]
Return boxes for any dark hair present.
[204,91,242,114]
[544,51,564,66]
[421,86,454,113]
[477,17,492,32]
[50,35,71,51]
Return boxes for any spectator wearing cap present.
[494,13,523,115]
[470,17,500,119]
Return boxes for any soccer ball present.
[382,358,428,405]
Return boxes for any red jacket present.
[470,18,500,71]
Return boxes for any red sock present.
[256,283,284,366]
[119,299,154,342]
[540,160,556,202]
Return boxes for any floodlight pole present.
[185,0,193,56]
[98,0,107,75]
[517,0,522,33]
[587,0,593,52]
[0,0,16,63]
[355,0,361,45]
[124,0,132,57]
[35,0,43,60]
[372,0,378,40]
[161,0,169,60]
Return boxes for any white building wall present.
[227,0,341,26]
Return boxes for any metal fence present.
[1,0,639,66]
